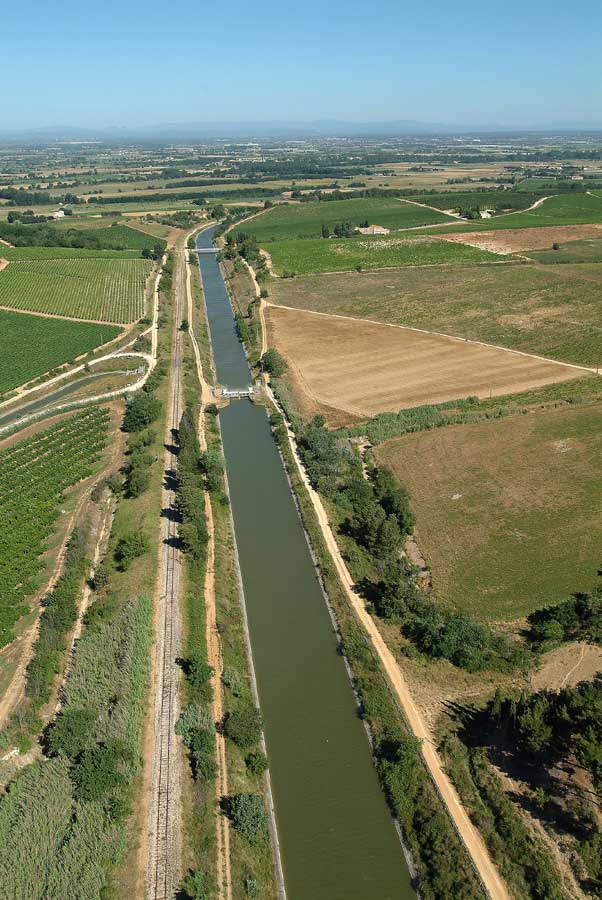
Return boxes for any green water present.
[197,228,414,900]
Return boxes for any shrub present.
[223,707,262,749]
[222,668,243,697]
[114,532,149,570]
[229,793,267,842]
[245,751,269,777]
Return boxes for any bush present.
[223,707,262,749]
[245,751,268,777]
[229,793,267,842]
[114,532,149,570]
[222,668,243,697]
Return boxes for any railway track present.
[147,247,186,900]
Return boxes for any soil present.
[266,304,583,426]
[531,641,602,692]
[438,224,602,254]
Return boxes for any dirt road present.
[265,382,511,900]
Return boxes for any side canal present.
[196,227,414,900]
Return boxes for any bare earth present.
[266,304,583,426]
[531,641,602,692]
[438,224,602,254]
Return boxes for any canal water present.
[196,228,413,900]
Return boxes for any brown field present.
[375,402,602,621]
[266,305,582,426]
[438,224,602,254]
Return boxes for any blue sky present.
[4,0,601,130]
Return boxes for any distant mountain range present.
[1,120,601,142]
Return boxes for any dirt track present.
[265,380,511,900]
[267,304,584,425]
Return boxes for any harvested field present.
[268,263,602,366]
[375,402,602,621]
[266,305,582,427]
[438,224,602,254]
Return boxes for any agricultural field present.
[437,223,602,254]
[527,237,602,264]
[236,197,454,241]
[268,262,602,366]
[0,408,110,646]
[0,245,140,260]
[266,305,581,426]
[0,310,120,395]
[266,233,498,275]
[375,401,602,621]
[469,191,602,229]
[407,190,543,213]
[0,257,153,322]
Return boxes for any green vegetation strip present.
[0,408,110,648]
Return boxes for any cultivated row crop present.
[0,407,110,647]
[0,257,153,323]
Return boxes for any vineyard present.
[0,257,153,322]
[0,246,140,260]
[0,310,120,395]
[0,407,110,648]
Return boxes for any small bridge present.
[196,247,219,254]
[216,384,260,399]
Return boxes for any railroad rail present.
[147,248,185,900]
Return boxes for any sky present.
[4,0,602,132]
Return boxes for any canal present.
[196,227,413,900]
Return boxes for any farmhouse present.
[49,209,66,219]
[357,224,390,235]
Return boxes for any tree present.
[321,223,330,238]
[261,348,288,377]
[122,393,161,432]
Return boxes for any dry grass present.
[266,305,582,427]
[438,224,602,254]
[375,402,602,621]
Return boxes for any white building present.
[357,224,390,236]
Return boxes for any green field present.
[408,190,542,212]
[0,245,140,260]
[267,233,498,274]
[269,262,602,365]
[526,238,602,264]
[0,408,110,646]
[0,257,152,322]
[236,197,453,241]
[376,402,602,621]
[0,309,120,394]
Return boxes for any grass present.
[0,257,153,322]
[268,262,602,366]
[0,309,121,394]
[375,401,602,621]
[55,224,166,251]
[267,233,498,275]
[408,190,542,212]
[236,197,453,242]
[526,238,602,264]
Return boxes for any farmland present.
[0,408,110,647]
[527,237,602,264]
[0,310,120,394]
[437,223,602,254]
[375,402,602,621]
[0,257,153,322]
[0,221,166,252]
[0,245,141,260]
[266,305,581,426]
[266,233,498,275]
[236,197,454,241]
[268,262,602,366]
